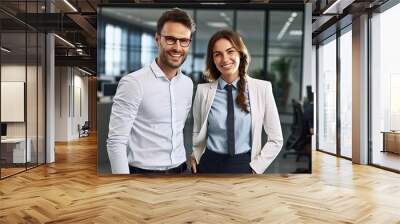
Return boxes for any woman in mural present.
[191,29,283,174]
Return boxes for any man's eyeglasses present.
[160,35,191,47]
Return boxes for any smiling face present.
[155,21,191,71]
[212,38,241,80]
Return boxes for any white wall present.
[1,65,26,140]
[72,72,89,138]
[55,66,69,141]
[55,67,89,141]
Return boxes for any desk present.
[382,131,400,154]
[1,138,31,163]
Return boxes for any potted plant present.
[271,57,291,109]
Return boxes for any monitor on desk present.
[102,83,118,96]
[1,123,7,138]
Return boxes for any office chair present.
[283,100,311,162]
[79,121,90,138]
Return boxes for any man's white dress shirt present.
[107,60,193,174]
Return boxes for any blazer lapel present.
[203,81,218,123]
[247,78,257,149]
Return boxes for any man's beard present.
[159,49,187,69]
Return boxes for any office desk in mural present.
[0,138,32,166]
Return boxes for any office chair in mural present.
[283,99,311,163]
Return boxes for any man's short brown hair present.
[157,8,196,35]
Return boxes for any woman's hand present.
[191,158,197,174]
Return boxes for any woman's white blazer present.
[192,77,283,174]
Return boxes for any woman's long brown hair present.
[204,29,250,113]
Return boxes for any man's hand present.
[191,158,197,174]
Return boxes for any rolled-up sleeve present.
[107,76,143,174]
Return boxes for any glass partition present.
[237,11,265,77]
[1,30,28,177]
[194,10,233,74]
[267,10,306,172]
[27,30,38,169]
[38,32,45,165]
[0,1,46,179]
[268,11,304,114]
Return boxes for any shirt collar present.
[150,59,182,79]
[217,77,239,90]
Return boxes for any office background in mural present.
[97,4,312,174]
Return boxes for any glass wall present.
[370,3,400,171]
[1,30,28,177]
[194,10,233,74]
[0,2,46,179]
[268,11,303,114]
[237,11,265,76]
[316,27,353,159]
[315,1,400,171]
[317,35,337,155]
[27,30,38,170]
[267,11,307,173]
[339,26,352,158]
[38,32,45,165]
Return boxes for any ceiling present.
[1,0,308,75]
[1,0,391,74]
[102,6,304,49]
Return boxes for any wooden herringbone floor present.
[1,134,400,224]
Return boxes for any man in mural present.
[107,8,195,174]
